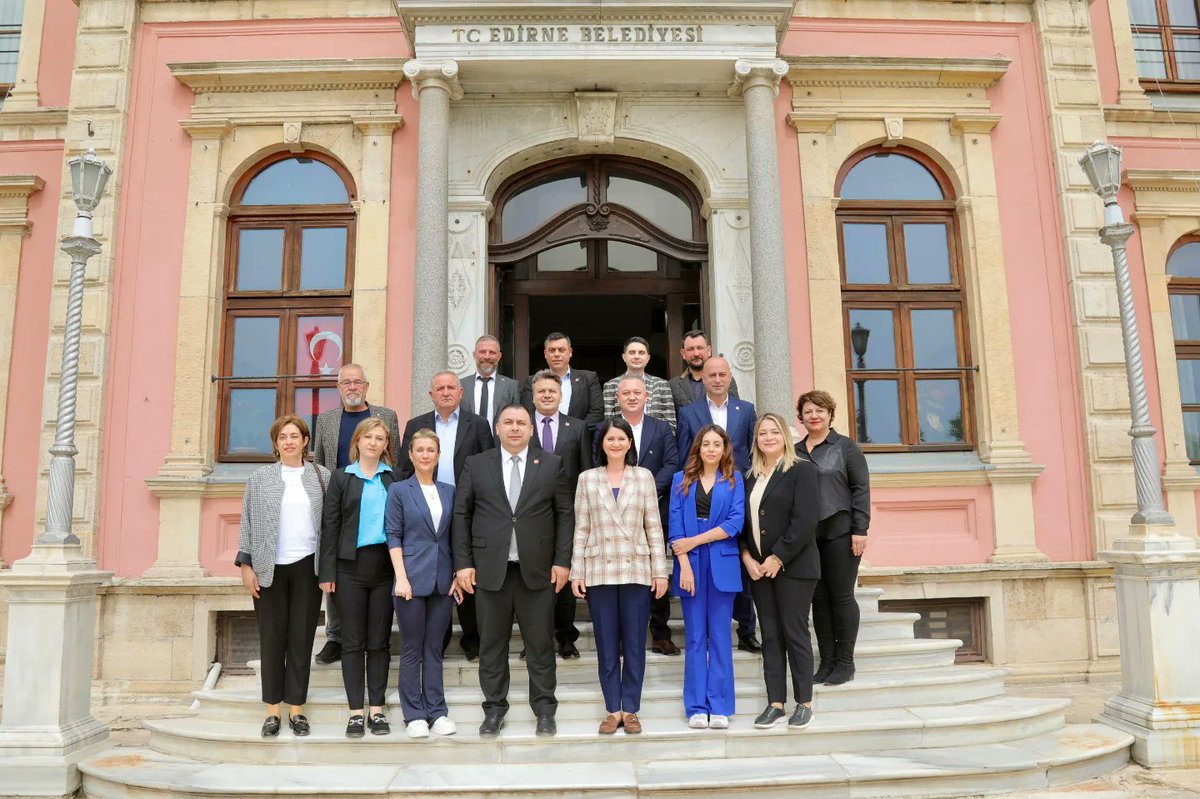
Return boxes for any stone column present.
[729,58,792,416]
[1,0,48,112]
[403,59,462,415]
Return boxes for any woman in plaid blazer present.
[570,418,670,735]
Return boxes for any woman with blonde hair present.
[742,412,821,730]
[320,417,399,737]
[236,415,330,737]
[668,424,745,729]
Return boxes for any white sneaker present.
[430,716,457,736]
[688,713,709,729]
[708,714,730,729]
[405,719,430,738]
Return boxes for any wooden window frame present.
[1169,236,1200,463]
[836,147,976,453]
[217,152,356,463]
[1131,0,1200,90]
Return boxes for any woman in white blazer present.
[571,418,670,735]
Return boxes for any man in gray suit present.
[460,334,520,430]
[668,329,740,416]
[310,363,401,665]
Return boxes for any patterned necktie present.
[542,417,554,452]
[508,455,522,510]
[478,376,491,419]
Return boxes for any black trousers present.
[254,555,321,707]
[443,592,480,656]
[733,574,757,640]
[554,586,579,645]
[813,523,862,663]
[649,503,675,642]
[750,575,818,704]
[333,544,394,709]
[476,562,557,717]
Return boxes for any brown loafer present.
[623,713,642,734]
[652,639,680,656]
[598,713,623,735]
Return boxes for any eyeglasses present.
[339,380,367,388]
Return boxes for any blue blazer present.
[667,471,745,595]
[384,476,455,597]
[676,398,756,473]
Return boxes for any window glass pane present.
[1134,33,1169,79]
[847,309,897,369]
[296,316,346,376]
[231,317,280,377]
[911,309,960,369]
[843,223,891,284]
[0,1,25,25]
[295,387,341,450]
[607,175,693,239]
[1128,0,1161,24]
[607,241,658,272]
[840,154,944,201]
[852,379,902,444]
[1168,242,1200,277]
[241,158,349,205]
[903,223,953,284]
[536,242,588,273]
[299,227,347,290]
[1176,34,1200,80]
[227,389,277,456]
[917,379,965,444]
[1169,0,1200,27]
[235,229,285,291]
[1185,412,1200,461]
[1178,359,1200,405]
[502,174,587,241]
[1170,293,1200,339]
[0,34,18,87]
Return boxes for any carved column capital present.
[728,58,789,98]
[403,59,464,101]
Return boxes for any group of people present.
[235,329,871,740]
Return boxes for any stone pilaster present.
[447,197,492,377]
[729,58,791,415]
[404,58,462,414]
[706,201,757,398]
[1,0,48,112]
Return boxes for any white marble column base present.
[1100,693,1200,769]
[0,738,112,798]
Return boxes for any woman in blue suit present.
[385,429,462,739]
[669,423,745,729]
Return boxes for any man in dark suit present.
[676,356,761,653]
[520,332,604,434]
[460,334,521,430]
[310,362,401,665]
[668,329,740,417]
[598,375,681,655]
[528,369,592,659]
[452,404,574,738]
[397,370,495,660]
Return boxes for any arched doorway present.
[490,156,707,380]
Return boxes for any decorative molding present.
[169,58,408,95]
[786,112,837,134]
[1125,169,1200,194]
[785,55,1010,89]
[951,113,1003,135]
[883,116,904,146]
[178,119,233,140]
[0,175,44,235]
[0,108,68,141]
[575,92,618,145]
[728,58,789,98]
[0,175,44,200]
[870,469,991,489]
[403,58,464,100]
[353,114,405,136]
[283,120,303,152]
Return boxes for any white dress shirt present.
[707,395,730,431]
[472,374,496,426]
[276,465,316,564]
[434,410,459,485]
[623,413,645,460]
[502,446,530,561]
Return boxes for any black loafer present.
[261,715,281,737]
[737,636,762,653]
[368,713,391,735]
[535,713,557,737]
[558,642,580,660]
[288,714,310,736]
[314,640,341,665]
[479,714,506,737]
[346,715,365,738]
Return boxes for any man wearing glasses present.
[311,363,402,664]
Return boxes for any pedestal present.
[0,544,113,797]
[1098,524,1200,768]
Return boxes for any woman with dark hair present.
[669,424,745,729]
[236,415,330,737]
[795,390,871,686]
[571,418,669,735]
[320,417,399,737]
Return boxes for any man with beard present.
[668,329,740,417]
[460,335,520,431]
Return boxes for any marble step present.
[142,695,1071,765]
[311,611,925,653]
[85,724,1130,798]
[203,666,1010,721]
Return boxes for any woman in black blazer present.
[740,412,821,731]
[319,418,399,738]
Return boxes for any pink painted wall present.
[1091,0,1122,106]
[781,19,1093,564]
[0,142,64,566]
[102,19,412,577]
[869,485,995,566]
[37,0,78,108]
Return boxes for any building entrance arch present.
[489,155,708,380]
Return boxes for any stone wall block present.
[1084,327,1130,365]
[1090,418,1135,460]
[1054,78,1102,107]
[75,35,127,70]
[1050,43,1096,68]
[1044,578,1087,619]
[1080,282,1120,319]
[1008,616,1090,661]
[1004,579,1047,621]
[1068,192,1104,230]
[1097,468,1139,507]
[71,73,128,111]
[1071,237,1116,274]
[1086,372,1134,412]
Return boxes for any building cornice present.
[169,58,408,95]
[1125,168,1200,194]
[785,55,1010,90]
[0,107,69,142]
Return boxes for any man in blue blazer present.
[596,376,681,654]
[675,356,760,652]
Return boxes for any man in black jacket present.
[520,332,604,434]
[452,404,574,738]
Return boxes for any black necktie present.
[478,376,491,420]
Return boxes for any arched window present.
[218,153,356,461]
[1168,237,1200,461]
[836,147,974,451]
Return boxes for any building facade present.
[1,0,1198,696]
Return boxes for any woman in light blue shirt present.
[320,418,399,738]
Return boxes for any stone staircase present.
[78,588,1131,798]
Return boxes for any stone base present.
[1100,692,1200,768]
[0,738,112,798]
